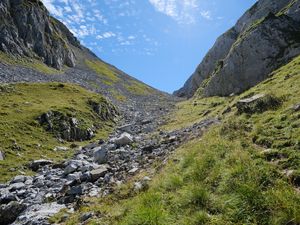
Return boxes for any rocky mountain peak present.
[0,0,79,69]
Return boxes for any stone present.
[14,203,65,225]
[114,132,133,146]
[117,124,134,134]
[80,212,94,222]
[236,94,282,114]
[64,164,78,175]
[293,103,300,112]
[11,175,27,184]
[134,182,143,191]
[54,146,69,151]
[0,151,4,160]
[67,185,83,196]
[93,147,108,164]
[9,182,25,191]
[128,167,139,174]
[80,172,92,182]
[66,172,81,181]
[0,193,17,204]
[0,201,26,225]
[142,144,157,153]
[29,159,53,171]
[90,166,108,182]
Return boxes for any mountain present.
[174,0,300,98]
[0,0,175,191]
[0,0,170,105]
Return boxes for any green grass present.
[0,52,62,74]
[0,82,116,182]
[124,80,155,96]
[52,55,300,224]
[54,128,300,225]
[85,59,120,84]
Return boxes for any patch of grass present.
[0,83,116,182]
[162,96,232,131]
[124,80,155,96]
[0,52,62,74]
[85,59,120,84]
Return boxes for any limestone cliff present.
[174,0,300,97]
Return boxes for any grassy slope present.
[53,56,300,224]
[0,83,115,182]
[85,59,156,97]
[0,52,62,74]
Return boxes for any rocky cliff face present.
[0,0,78,69]
[175,0,300,98]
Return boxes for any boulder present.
[114,132,133,146]
[29,159,53,171]
[93,147,108,164]
[236,94,282,114]
[67,185,83,196]
[0,201,26,225]
[9,182,25,191]
[64,164,78,175]
[11,175,27,184]
[13,203,65,225]
[90,166,108,182]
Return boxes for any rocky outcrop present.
[204,13,300,96]
[38,102,119,142]
[39,110,96,141]
[175,0,300,98]
[0,0,78,69]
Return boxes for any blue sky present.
[42,0,257,93]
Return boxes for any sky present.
[42,0,257,93]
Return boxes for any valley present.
[0,0,299,224]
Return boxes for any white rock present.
[128,167,138,174]
[114,132,133,146]
[90,166,108,181]
[54,146,69,151]
[0,151,4,160]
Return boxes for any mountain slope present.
[174,0,300,98]
[0,0,171,106]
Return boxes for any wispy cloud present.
[200,10,212,20]
[148,0,198,24]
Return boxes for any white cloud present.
[148,0,198,24]
[96,31,116,39]
[200,10,212,20]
